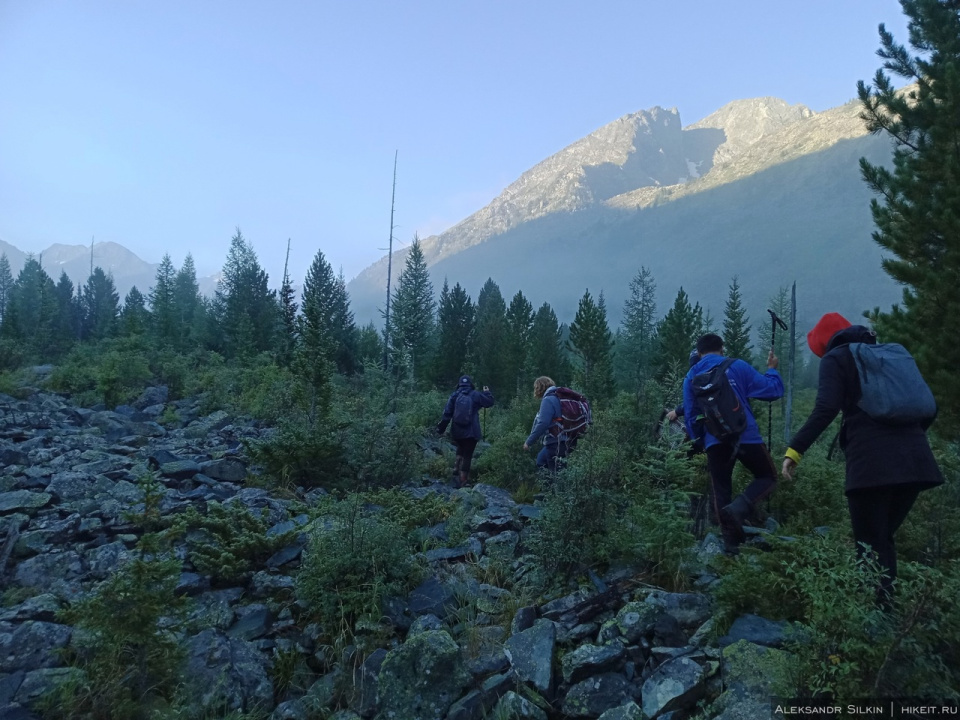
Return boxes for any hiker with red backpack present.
[436,375,495,488]
[523,375,591,473]
[782,313,942,603]
[683,333,783,555]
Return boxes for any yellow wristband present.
[784,448,802,464]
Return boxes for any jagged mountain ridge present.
[348,96,898,331]
[0,240,217,300]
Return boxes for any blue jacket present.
[683,354,783,448]
[440,384,494,440]
[526,387,563,446]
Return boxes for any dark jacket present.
[788,325,942,493]
[526,387,563,446]
[682,354,783,449]
[439,382,494,440]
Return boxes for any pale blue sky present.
[0,1,910,287]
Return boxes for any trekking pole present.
[766,309,788,448]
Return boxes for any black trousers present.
[846,484,921,598]
[706,442,778,527]
[453,437,479,474]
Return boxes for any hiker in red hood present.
[783,312,943,604]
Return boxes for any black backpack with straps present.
[691,358,747,441]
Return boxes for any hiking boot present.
[720,494,752,545]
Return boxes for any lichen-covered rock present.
[0,621,72,672]
[375,629,470,720]
[504,619,556,696]
[597,701,645,720]
[561,672,636,718]
[644,591,712,631]
[561,642,626,684]
[492,690,548,719]
[483,530,519,561]
[640,656,706,718]
[0,491,51,514]
[712,640,794,720]
[719,614,793,649]
[182,629,274,713]
[601,601,661,644]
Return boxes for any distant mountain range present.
[348,96,900,333]
[0,240,217,301]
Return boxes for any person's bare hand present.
[767,349,779,370]
[523,443,530,451]
[666,409,678,422]
[782,457,797,480]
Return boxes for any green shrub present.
[0,338,25,373]
[714,531,960,698]
[296,495,424,637]
[41,535,187,719]
[247,419,346,490]
[171,502,295,585]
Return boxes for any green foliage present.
[433,279,475,389]
[527,302,570,387]
[363,487,458,531]
[568,289,615,406]
[387,236,435,381]
[43,495,187,720]
[527,445,625,578]
[722,275,753,365]
[713,532,960,698]
[858,1,960,439]
[616,265,657,390]
[471,398,540,492]
[248,418,346,490]
[469,278,509,396]
[0,339,25,374]
[172,502,295,585]
[296,495,424,635]
[48,337,152,407]
[655,287,705,381]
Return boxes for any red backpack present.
[551,387,593,441]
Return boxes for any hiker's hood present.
[825,324,877,355]
[458,375,475,391]
[807,312,852,357]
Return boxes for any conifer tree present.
[469,278,509,394]
[568,289,615,404]
[388,236,435,381]
[654,288,705,380]
[212,229,276,358]
[434,279,474,388]
[173,254,204,350]
[122,286,149,336]
[149,254,177,346]
[4,257,58,356]
[527,302,568,386]
[504,290,534,398]
[81,267,120,341]
[54,272,78,353]
[357,321,384,367]
[332,269,360,375]
[617,266,658,388]
[297,251,333,418]
[722,276,753,365]
[858,0,960,434]
[0,254,13,326]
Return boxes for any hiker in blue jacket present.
[436,375,494,488]
[683,333,783,554]
[523,375,569,472]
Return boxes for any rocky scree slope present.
[1,385,795,719]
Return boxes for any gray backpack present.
[849,342,936,424]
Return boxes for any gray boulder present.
[504,619,556,696]
[491,690,548,720]
[712,640,794,720]
[376,630,470,720]
[561,642,626,684]
[0,492,50,515]
[640,656,706,718]
[597,702,645,720]
[182,629,274,713]
[719,614,793,649]
[0,622,72,673]
[561,673,636,718]
[199,458,248,483]
[644,591,712,630]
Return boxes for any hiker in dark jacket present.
[783,313,943,601]
[437,374,495,488]
[523,376,569,472]
[683,333,783,554]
